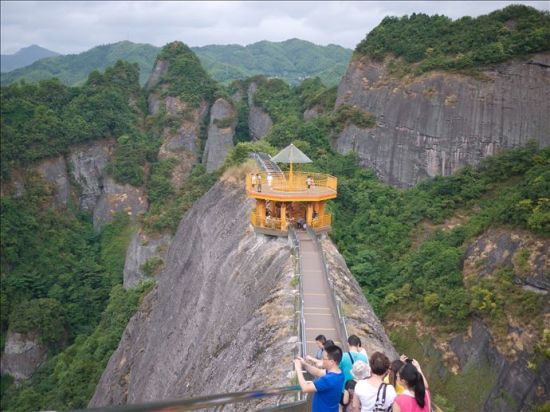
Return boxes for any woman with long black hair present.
[392,357,430,412]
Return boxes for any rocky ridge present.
[335,52,550,187]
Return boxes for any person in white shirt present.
[353,352,396,412]
[267,173,273,188]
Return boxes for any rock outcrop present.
[35,155,69,208]
[335,53,550,187]
[247,82,273,140]
[123,230,172,289]
[92,176,147,231]
[202,98,237,172]
[0,331,48,381]
[90,181,296,407]
[68,139,114,212]
[147,57,209,189]
[90,177,397,408]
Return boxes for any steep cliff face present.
[146,58,210,189]
[90,180,296,407]
[335,53,550,187]
[90,176,397,407]
[34,155,70,208]
[123,230,172,289]
[0,332,47,381]
[202,98,237,172]
[68,139,114,212]
[247,82,273,140]
[386,226,549,411]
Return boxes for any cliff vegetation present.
[356,5,550,74]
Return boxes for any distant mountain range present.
[0,39,352,87]
[1,44,60,73]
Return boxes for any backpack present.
[373,382,391,412]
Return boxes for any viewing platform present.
[247,170,337,236]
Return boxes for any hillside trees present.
[356,5,550,74]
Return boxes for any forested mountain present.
[1,45,59,73]
[1,41,159,87]
[1,5,548,412]
[1,39,351,87]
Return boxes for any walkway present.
[297,231,345,356]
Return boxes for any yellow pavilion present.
[246,144,337,236]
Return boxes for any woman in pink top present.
[393,357,430,412]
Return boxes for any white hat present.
[351,360,371,380]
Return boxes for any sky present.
[1,1,548,55]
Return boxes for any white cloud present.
[1,1,548,54]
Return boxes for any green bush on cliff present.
[155,41,217,107]
[356,5,550,73]
[0,61,142,181]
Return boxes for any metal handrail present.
[288,227,307,358]
[305,227,349,348]
[74,385,307,412]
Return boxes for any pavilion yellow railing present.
[246,172,337,193]
[311,213,332,229]
[250,211,332,231]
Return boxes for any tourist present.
[384,359,405,394]
[341,360,370,412]
[392,358,430,412]
[251,173,257,189]
[315,335,327,360]
[267,172,273,188]
[256,173,262,192]
[294,345,345,412]
[340,335,369,383]
[352,352,396,412]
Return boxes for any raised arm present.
[412,359,429,390]
[293,359,317,393]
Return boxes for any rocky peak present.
[203,98,237,172]
[246,81,273,140]
[335,52,550,187]
[90,176,396,407]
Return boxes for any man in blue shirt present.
[293,344,344,412]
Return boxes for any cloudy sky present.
[1,1,548,55]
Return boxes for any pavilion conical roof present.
[270,143,312,164]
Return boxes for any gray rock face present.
[123,230,172,289]
[0,331,48,381]
[249,106,273,140]
[464,228,549,292]
[449,320,550,412]
[68,139,114,212]
[303,106,320,121]
[335,53,550,187]
[93,176,148,231]
[35,155,69,207]
[89,181,297,407]
[321,237,397,358]
[247,82,273,140]
[145,60,169,91]
[203,98,237,172]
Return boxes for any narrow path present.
[297,231,344,356]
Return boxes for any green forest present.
[356,5,550,74]
[1,39,352,88]
[1,4,549,412]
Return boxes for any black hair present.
[388,359,404,387]
[348,335,361,347]
[399,362,426,408]
[324,339,335,349]
[315,335,326,344]
[325,344,343,365]
[369,351,390,376]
